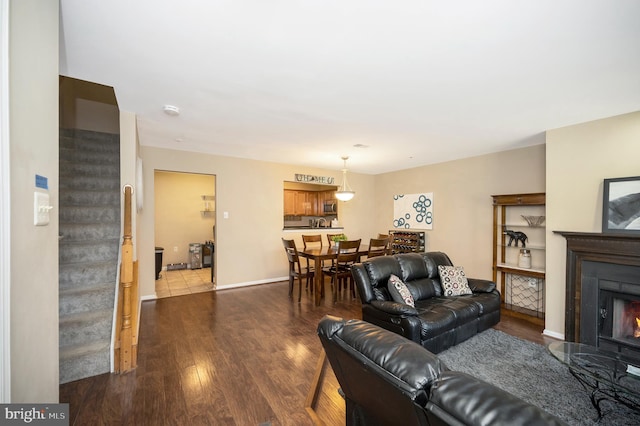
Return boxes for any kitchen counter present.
[283,226,344,232]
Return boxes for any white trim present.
[543,329,564,341]
[140,294,157,301]
[0,0,11,403]
[215,278,287,291]
[109,241,123,373]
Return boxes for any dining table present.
[298,244,369,306]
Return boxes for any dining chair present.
[367,237,391,258]
[378,232,390,239]
[323,239,361,300]
[302,234,323,293]
[281,238,312,302]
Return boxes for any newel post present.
[119,185,134,372]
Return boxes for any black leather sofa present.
[318,316,566,426]
[351,252,500,353]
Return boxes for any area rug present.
[438,329,640,425]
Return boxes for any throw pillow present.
[387,274,415,307]
[438,265,473,296]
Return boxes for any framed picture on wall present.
[602,176,640,234]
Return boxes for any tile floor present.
[155,267,214,298]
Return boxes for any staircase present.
[59,128,121,384]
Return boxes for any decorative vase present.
[518,249,532,269]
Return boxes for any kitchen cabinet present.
[305,192,318,216]
[492,192,545,325]
[284,190,297,215]
[284,190,318,216]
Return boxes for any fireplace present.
[556,232,640,362]
[600,291,640,346]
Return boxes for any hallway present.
[155,267,214,298]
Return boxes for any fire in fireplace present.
[600,291,640,350]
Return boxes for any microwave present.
[323,201,337,213]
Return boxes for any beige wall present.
[154,171,215,266]
[137,144,545,300]
[137,146,377,297]
[545,111,640,338]
[9,0,59,401]
[374,145,546,279]
[120,110,138,254]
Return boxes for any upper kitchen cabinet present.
[284,190,318,216]
[284,190,297,215]
[283,182,338,217]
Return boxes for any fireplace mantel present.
[555,231,640,342]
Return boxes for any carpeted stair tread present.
[59,284,115,316]
[59,176,120,191]
[59,341,111,385]
[59,308,113,326]
[59,261,118,289]
[59,309,113,348]
[59,132,119,152]
[59,205,120,223]
[59,239,120,265]
[60,190,120,206]
[59,147,120,165]
[59,222,120,241]
[59,339,111,359]
[59,161,120,178]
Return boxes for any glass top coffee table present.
[548,341,640,419]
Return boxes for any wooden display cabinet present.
[492,193,546,325]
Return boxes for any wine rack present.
[389,230,425,254]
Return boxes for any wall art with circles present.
[393,193,433,230]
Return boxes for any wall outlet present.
[173,246,178,252]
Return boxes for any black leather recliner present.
[351,252,500,353]
[317,315,567,426]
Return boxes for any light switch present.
[223,211,229,219]
[34,192,53,226]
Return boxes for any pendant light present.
[335,156,355,201]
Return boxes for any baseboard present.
[216,277,288,291]
[141,294,157,301]
[543,329,564,340]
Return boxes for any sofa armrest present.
[467,278,496,293]
[426,371,567,426]
[371,300,419,316]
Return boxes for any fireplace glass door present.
[600,290,640,352]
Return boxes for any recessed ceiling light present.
[163,105,180,116]
[353,144,369,148]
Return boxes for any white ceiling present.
[59,0,640,175]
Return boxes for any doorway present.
[154,170,216,298]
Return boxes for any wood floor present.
[60,280,551,425]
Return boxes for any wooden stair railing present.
[114,185,138,373]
